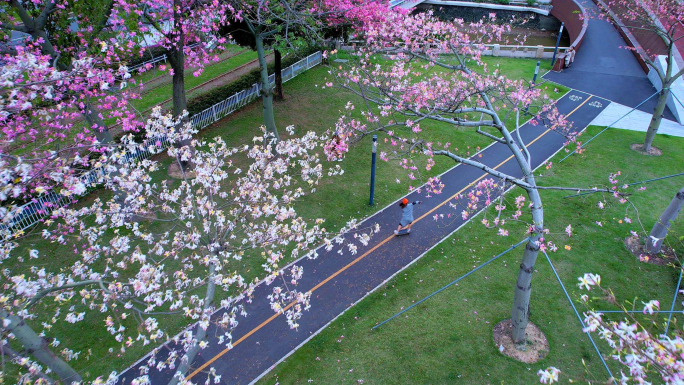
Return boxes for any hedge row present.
[186,46,320,115]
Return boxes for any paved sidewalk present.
[117,90,609,384]
[543,0,676,120]
[590,102,684,137]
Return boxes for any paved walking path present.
[590,101,684,136]
[543,0,676,121]
[116,1,678,383]
[118,89,609,384]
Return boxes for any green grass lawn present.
[132,44,246,86]
[130,49,261,112]
[257,126,684,384]
[8,56,573,381]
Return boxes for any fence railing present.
[2,51,323,237]
[482,44,569,59]
[128,42,201,73]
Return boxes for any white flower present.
[578,273,600,290]
[642,300,660,315]
[537,367,560,383]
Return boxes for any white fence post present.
[212,104,218,123]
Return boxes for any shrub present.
[526,0,536,6]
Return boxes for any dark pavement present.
[543,0,676,120]
[117,90,609,384]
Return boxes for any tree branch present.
[24,280,107,309]
[0,22,28,32]
[433,150,532,189]
[34,0,58,30]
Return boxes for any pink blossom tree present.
[113,0,232,172]
[598,0,684,152]
[0,0,140,147]
[0,42,140,230]
[326,10,625,345]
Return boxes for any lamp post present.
[551,22,564,69]
[369,135,377,206]
[532,60,540,85]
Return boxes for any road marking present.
[185,92,593,380]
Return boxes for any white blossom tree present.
[0,100,375,383]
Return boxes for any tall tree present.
[0,47,375,382]
[222,0,389,139]
[114,0,231,172]
[328,10,625,344]
[599,0,684,152]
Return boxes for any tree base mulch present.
[168,162,197,179]
[493,319,549,364]
[624,235,677,266]
[630,143,663,156]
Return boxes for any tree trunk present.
[0,344,55,383]
[169,263,216,385]
[255,32,279,140]
[166,41,193,172]
[169,49,188,119]
[475,88,545,345]
[84,98,129,206]
[1,310,81,384]
[274,49,284,101]
[647,186,684,254]
[643,87,671,152]
[511,186,544,343]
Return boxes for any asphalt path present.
[543,0,676,120]
[117,89,609,384]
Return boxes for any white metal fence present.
[3,51,323,237]
[128,42,201,73]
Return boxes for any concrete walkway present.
[590,101,684,136]
[543,0,676,120]
[117,90,609,385]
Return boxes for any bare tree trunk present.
[1,310,81,384]
[643,87,671,152]
[511,186,543,343]
[255,32,279,140]
[169,262,216,385]
[166,17,193,172]
[84,98,130,206]
[647,186,684,253]
[0,344,55,383]
[274,49,284,101]
[473,88,545,344]
[84,99,115,145]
